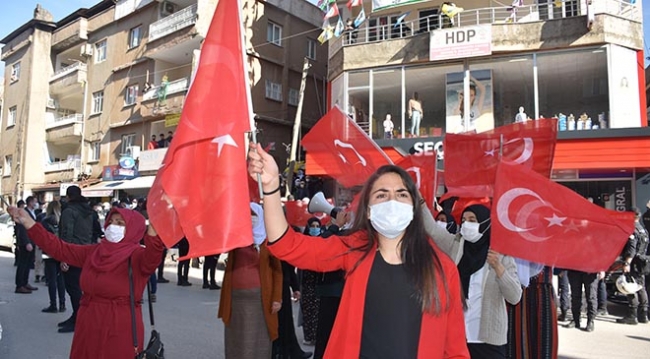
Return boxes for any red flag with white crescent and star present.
[444,118,558,197]
[302,106,392,188]
[491,162,635,273]
[147,0,253,258]
[395,154,437,210]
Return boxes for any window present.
[128,26,141,49]
[267,22,282,46]
[95,39,107,63]
[92,91,104,114]
[3,156,12,176]
[120,134,136,155]
[7,106,17,127]
[124,84,139,106]
[265,80,282,101]
[288,88,300,106]
[307,39,317,60]
[90,142,101,162]
[10,62,20,83]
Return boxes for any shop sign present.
[139,148,168,172]
[430,25,492,61]
[60,183,75,196]
[614,187,627,212]
[83,190,114,198]
[165,113,181,127]
[102,165,139,181]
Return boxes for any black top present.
[360,252,422,359]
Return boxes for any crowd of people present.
[3,145,649,358]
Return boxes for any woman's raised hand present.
[8,206,36,229]
[247,143,279,188]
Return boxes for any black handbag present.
[129,257,165,359]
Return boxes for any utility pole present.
[285,58,311,197]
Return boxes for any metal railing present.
[334,1,639,48]
[50,62,87,82]
[44,158,81,173]
[149,4,198,42]
[45,114,83,130]
[142,77,190,101]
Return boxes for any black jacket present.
[14,208,35,247]
[622,222,649,260]
[59,200,96,245]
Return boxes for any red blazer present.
[268,228,470,359]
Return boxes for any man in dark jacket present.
[58,185,96,333]
[616,207,649,325]
[14,196,39,294]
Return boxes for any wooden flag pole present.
[285,58,312,198]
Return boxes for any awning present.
[114,176,156,190]
[83,180,126,191]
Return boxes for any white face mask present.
[436,220,448,229]
[104,224,126,243]
[369,200,413,239]
[460,221,484,243]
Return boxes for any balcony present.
[46,114,84,143]
[328,1,642,79]
[141,78,190,118]
[44,158,81,174]
[51,18,88,51]
[149,4,198,42]
[49,62,87,97]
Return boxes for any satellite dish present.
[119,156,136,169]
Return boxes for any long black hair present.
[347,165,449,314]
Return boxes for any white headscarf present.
[250,202,266,246]
[515,258,545,288]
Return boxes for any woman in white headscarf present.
[218,202,283,359]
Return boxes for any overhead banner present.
[372,0,428,12]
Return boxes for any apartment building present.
[0,0,328,205]
[310,0,650,210]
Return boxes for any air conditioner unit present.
[161,1,175,16]
[126,146,141,159]
[80,43,93,57]
[46,98,59,109]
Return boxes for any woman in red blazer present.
[248,143,469,359]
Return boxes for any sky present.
[0,0,648,67]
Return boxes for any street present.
[0,250,649,358]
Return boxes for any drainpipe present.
[78,77,89,181]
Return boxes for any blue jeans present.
[411,110,421,136]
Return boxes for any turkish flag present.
[148,0,253,258]
[445,196,492,225]
[302,106,392,188]
[395,154,438,210]
[444,118,558,197]
[285,200,331,228]
[491,162,635,273]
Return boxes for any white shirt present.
[465,264,488,343]
[383,119,394,132]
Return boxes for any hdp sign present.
[430,25,492,61]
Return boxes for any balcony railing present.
[44,158,81,173]
[45,114,84,130]
[50,62,87,82]
[334,1,640,48]
[142,77,190,101]
[149,4,198,42]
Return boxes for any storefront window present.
[538,48,609,129]
[467,55,534,129]
[330,74,344,110]
[372,68,402,139]
[559,180,633,212]
[405,63,462,137]
[348,70,370,134]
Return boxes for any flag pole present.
[499,134,504,160]
[238,0,263,200]
[285,57,312,198]
[433,152,441,212]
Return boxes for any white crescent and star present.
[496,187,570,243]
[405,166,421,189]
[211,134,238,157]
[483,137,533,164]
[334,139,367,166]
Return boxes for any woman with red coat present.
[247,143,470,359]
[8,206,165,359]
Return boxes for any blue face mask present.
[309,227,321,237]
